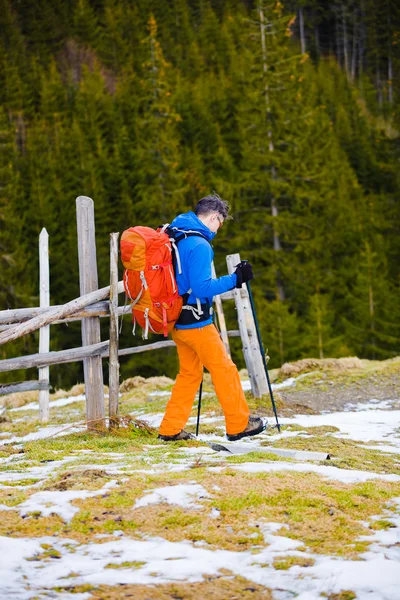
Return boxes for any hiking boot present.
[226,416,267,442]
[158,430,196,442]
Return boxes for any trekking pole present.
[245,275,281,433]
[196,376,203,436]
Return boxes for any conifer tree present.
[132,15,188,224]
[0,107,29,309]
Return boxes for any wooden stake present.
[76,196,105,431]
[226,254,268,398]
[38,228,50,422]
[109,233,119,429]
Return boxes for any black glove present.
[234,261,254,288]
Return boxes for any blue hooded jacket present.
[171,211,237,329]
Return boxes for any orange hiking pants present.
[159,324,250,437]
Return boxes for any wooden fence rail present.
[0,302,131,327]
[0,381,51,395]
[0,282,125,346]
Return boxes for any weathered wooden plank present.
[0,304,133,332]
[108,233,120,429]
[76,196,105,430]
[0,297,129,326]
[0,282,125,345]
[0,340,173,372]
[219,290,235,301]
[38,228,50,422]
[117,340,176,357]
[0,381,51,395]
[0,342,109,372]
[226,254,268,398]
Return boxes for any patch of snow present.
[179,446,215,455]
[134,483,210,510]
[2,526,400,600]
[4,424,85,445]
[6,480,118,522]
[364,445,400,455]
[345,399,398,412]
[10,394,86,412]
[133,412,164,428]
[259,521,302,552]
[279,408,400,446]
[241,371,315,393]
[0,456,81,487]
[360,497,400,562]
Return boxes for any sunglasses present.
[215,214,224,227]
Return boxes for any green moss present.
[161,511,201,528]
[105,561,146,569]
[0,478,40,487]
[325,592,356,600]
[26,545,62,561]
[273,555,315,570]
[52,584,95,594]
[226,451,294,464]
[369,519,396,530]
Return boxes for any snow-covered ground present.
[1,506,399,600]
[1,378,400,599]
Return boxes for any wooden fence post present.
[226,253,268,398]
[109,232,119,429]
[76,196,105,430]
[38,228,50,422]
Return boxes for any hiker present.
[158,194,266,442]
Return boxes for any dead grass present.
[326,592,356,600]
[271,433,400,474]
[66,575,273,599]
[277,356,400,385]
[278,357,364,379]
[120,376,174,393]
[4,468,397,558]
[44,469,111,491]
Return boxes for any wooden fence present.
[0,196,268,429]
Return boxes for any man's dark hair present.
[195,194,231,220]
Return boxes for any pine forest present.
[0,0,399,387]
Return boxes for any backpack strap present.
[168,227,211,275]
[163,227,213,320]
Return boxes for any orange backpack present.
[120,225,182,338]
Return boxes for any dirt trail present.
[273,357,400,415]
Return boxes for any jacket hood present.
[170,211,216,242]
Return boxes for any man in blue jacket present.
[158,194,266,442]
